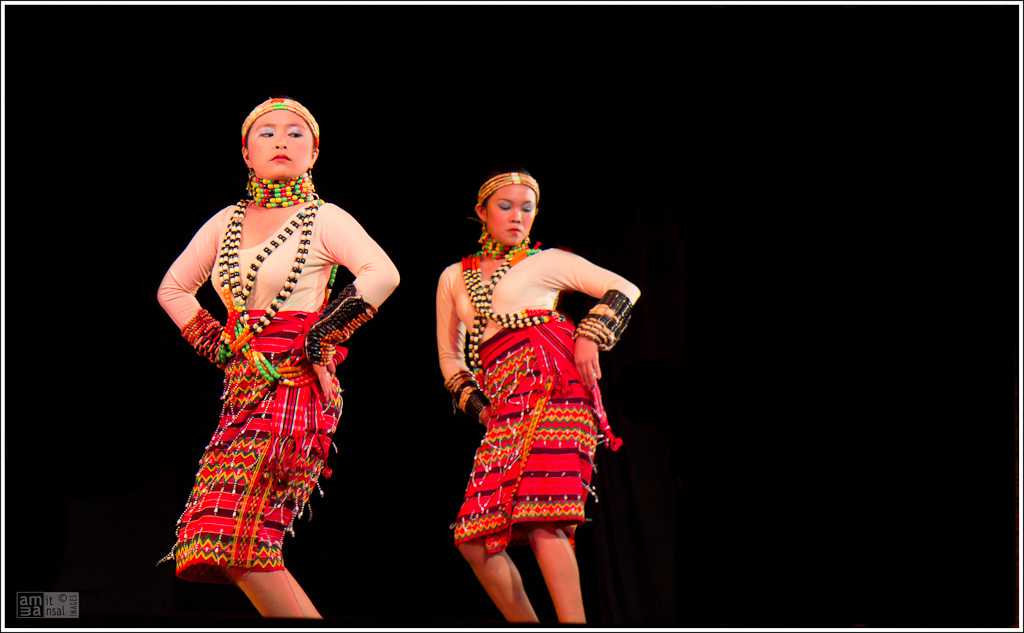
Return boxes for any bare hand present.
[313,364,338,403]
[574,336,601,389]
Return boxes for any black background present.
[3,2,1018,628]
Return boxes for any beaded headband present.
[241,97,320,149]
[477,172,540,208]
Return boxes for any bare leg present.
[284,568,323,619]
[528,525,586,623]
[457,540,539,622]
[225,566,320,619]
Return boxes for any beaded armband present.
[304,283,377,365]
[574,289,635,351]
[444,370,491,424]
[181,308,225,366]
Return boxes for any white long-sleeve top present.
[435,248,641,382]
[158,202,400,329]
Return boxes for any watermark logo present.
[16,592,79,618]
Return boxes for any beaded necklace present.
[461,242,555,373]
[478,231,530,259]
[216,197,322,390]
[247,172,317,208]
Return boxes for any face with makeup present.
[242,110,318,180]
[475,184,538,248]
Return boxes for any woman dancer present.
[436,171,640,622]
[157,97,399,618]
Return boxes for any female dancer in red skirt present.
[436,171,640,623]
[156,97,400,618]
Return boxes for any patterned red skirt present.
[158,310,345,584]
[452,316,623,554]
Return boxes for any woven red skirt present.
[158,310,345,584]
[452,316,622,554]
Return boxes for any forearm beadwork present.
[574,289,635,351]
[444,370,491,423]
[304,283,377,365]
[181,308,225,365]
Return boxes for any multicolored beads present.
[247,172,316,208]
[181,308,225,365]
[477,229,532,259]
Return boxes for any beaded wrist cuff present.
[181,308,225,365]
[304,283,377,365]
[574,289,635,351]
[444,370,491,424]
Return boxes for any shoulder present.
[314,201,358,224]
[438,261,463,286]
[539,247,576,257]
[311,202,369,242]
[531,247,584,264]
[196,203,239,235]
[214,203,240,217]
[212,203,240,222]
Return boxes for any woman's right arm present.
[157,209,229,363]
[436,266,490,425]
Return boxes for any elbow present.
[629,282,642,305]
[388,266,401,293]
[368,266,400,309]
[378,263,400,298]
[618,280,641,305]
[156,279,172,313]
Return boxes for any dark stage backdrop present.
[3,4,1018,628]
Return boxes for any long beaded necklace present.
[216,197,323,392]
[461,239,554,373]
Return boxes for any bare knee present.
[457,541,486,567]
[224,566,250,584]
[527,525,565,549]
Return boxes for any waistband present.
[478,316,575,368]
[238,310,317,355]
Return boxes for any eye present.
[498,201,512,210]
[522,204,534,212]
[289,131,304,138]
[258,130,274,137]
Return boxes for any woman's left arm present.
[304,204,401,367]
[318,204,401,308]
[540,249,641,388]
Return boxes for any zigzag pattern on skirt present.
[159,311,344,584]
[451,318,621,554]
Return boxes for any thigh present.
[457,538,490,565]
[522,522,571,548]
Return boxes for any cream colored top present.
[158,202,400,329]
[435,248,641,382]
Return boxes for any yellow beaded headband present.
[477,172,541,208]
[241,97,320,149]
